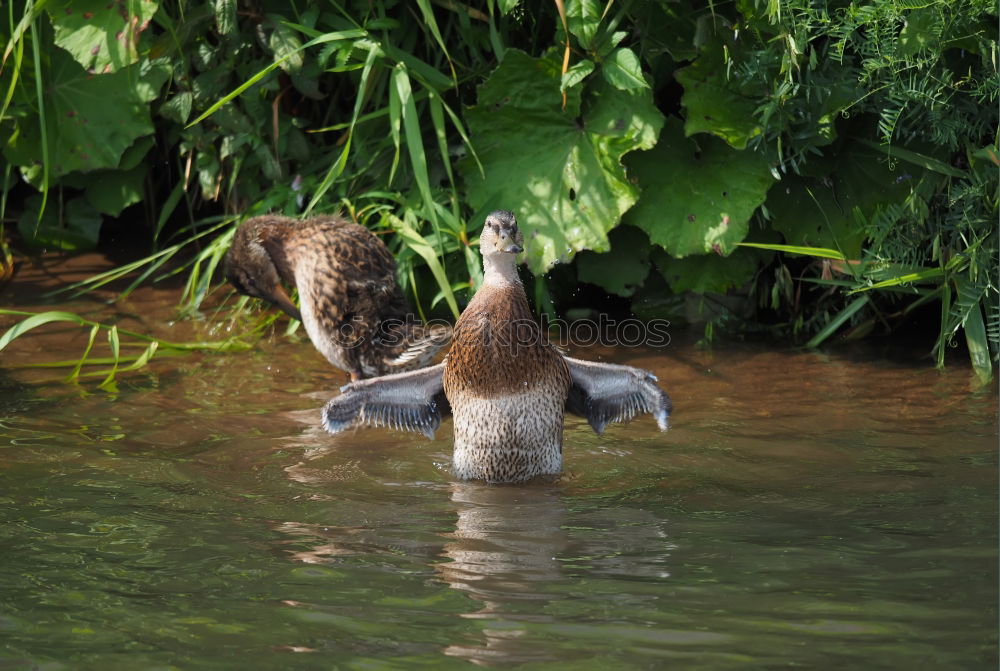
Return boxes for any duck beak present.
[497,233,523,254]
[267,284,303,321]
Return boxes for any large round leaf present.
[4,51,167,179]
[653,246,762,294]
[623,117,774,257]
[48,0,159,74]
[460,50,664,274]
[676,37,762,150]
[576,225,652,297]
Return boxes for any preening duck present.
[224,214,451,380]
[321,210,672,483]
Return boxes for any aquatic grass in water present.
[0,308,253,389]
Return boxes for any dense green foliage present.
[1,0,997,379]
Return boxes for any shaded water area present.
[1,257,997,669]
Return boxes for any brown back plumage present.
[225,214,451,378]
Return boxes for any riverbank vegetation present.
[1,0,997,383]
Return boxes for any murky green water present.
[1,334,997,669]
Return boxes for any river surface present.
[0,255,997,669]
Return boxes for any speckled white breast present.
[293,262,352,372]
[449,389,565,483]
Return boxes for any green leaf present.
[269,19,304,74]
[160,91,193,124]
[565,0,604,49]
[17,195,102,251]
[898,7,936,57]
[460,50,664,274]
[66,325,100,382]
[118,136,154,170]
[4,49,167,179]
[99,325,121,391]
[213,0,237,36]
[48,0,159,73]
[765,144,919,259]
[654,246,762,294]
[624,117,774,257]
[602,47,646,91]
[676,38,762,149]
[498,0,521,14]
[83,164,147,215]
[576,225,652,297]
[561,59,595,92]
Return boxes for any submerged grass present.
[0,308,254,389]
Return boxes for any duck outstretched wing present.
[322,363,450,439]
[564,357,672,435]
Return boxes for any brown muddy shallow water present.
[0,254,997,669]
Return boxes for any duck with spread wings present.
[321,210,672,483]
[224,215,451,381]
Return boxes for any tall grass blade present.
[388,57,403,185]
[414,0,456,82]
[849,267,945,293]
[963,301,993,383]
[304,43,378,215]
[737,242,847,260]
[1,0,45,68]
[390,215,459,318]
[154,181,186,247]
[65,325,100,383]
[934,280,952,368]
[429,93,455,189]
[0,311,88,351]
[98,325,121,390]
[88,341,159,381]
[433,91,483,177]
[29,16,49,225]
[1,3,26,123]
[805,295,869,348]
[1,309,252,353]
[186,29,367,128]
[51,218,233,299]
[393,65,442,236]
[855,138,968,178]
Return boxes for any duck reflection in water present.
[274,477,571,665]
[437,482,568,665]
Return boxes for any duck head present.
[224,220,303,321]
[480,210,524,256]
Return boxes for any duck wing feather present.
[564,357,672,435]
[382,324,453,372]
[322,363,450,439]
